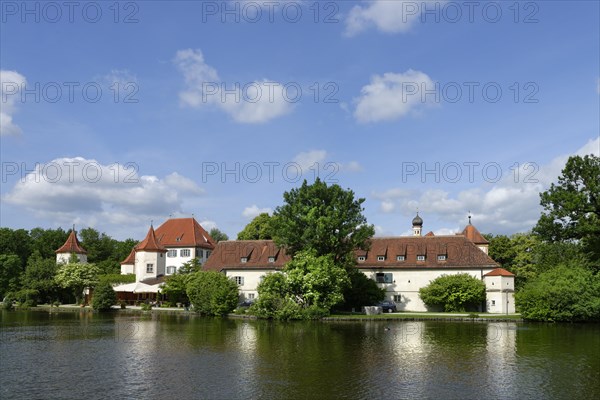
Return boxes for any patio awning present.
[113,282,162,293]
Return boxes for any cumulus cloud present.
[242,205,272,219]
[292,149,363,175]
[174,49,292,123]
[3,157,204,229]
[1,70,27,136]
[354,70,436,122]
[372,137,600,234]
[345,0,440,36]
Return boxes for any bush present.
[186,271,239,316]
[140,303,153,311]
[12,289,39,307]
[338,268,385,311]
[516,264,600,322]
[92,282,117,311]
[419,274,486,312]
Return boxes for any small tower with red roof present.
[134,224,167,281]
[55,228,87,264]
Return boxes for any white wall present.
[56,253,87,264]
[224,269,276,301]
[165,247,210,275]
[135,251,165,281]
[121,263,134,275]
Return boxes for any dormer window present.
[437,255,447,261]
[396,255,405,261]
[417,255,426,261]
[358,256,366,262]
[377,256,385,262]
[268,257,275,263]
[241,257,248,263]
[176,237,182,242]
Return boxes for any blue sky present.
[1,0,599,241]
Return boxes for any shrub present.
[92,282,117,311]
[140,303,153,311]
[186,271,239,316]
[516,264,600,322]
[419,274,486,312]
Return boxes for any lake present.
[1,310,599,399]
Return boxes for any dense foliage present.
[92,282,117,311]
[55,262,101,304]
[419,274,486,312]
[270,179,374,268]
[209,228,229,243]
[186,271,239,316]
[161,259,203,304]
[516,265,600,322]
[237,213,274,240]
[338,268,386,311]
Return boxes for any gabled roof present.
[136,226,166,253]
[155,218,215,249]
[204,240,291,271]
[120,248,136,265]
[355,236,498,269]
[55,230,87,254]
[483,268,515,277]
[460,224,489,245]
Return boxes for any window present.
[248,293,255,300]
[197,249,203,258]
[241,257,248,263]
[167,250,177,257]
[377,256,385,261]
[437,255,447,261]
[417,255,426,261]
[396,255,405,261]
[180,249,191,257]
[491,300,496,306]
[166,266,176,274]
[375,273,393,284]
[146,264,153,273]
[357,256,366,262]
[393,295,402,302]
[268,257,275,263]
[233,276,244,285]
[206,251,211,258]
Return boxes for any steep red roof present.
[204,240,291,271]
[461,224,489,245]
[356,236,498,269]
[136,226,166,253]
[155,218,215,249]
[425,231,435,237]
[484,268,515,277]
[120,248,136,265]
[55,230,87,254]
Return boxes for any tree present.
[161,259,202,304]
[516,264,600,322]
[237,213,274,240]
[0,228,32,269]
[338,268,386,311]
[209,227,229,243]
[485,234,517,269]
[21,251,59,304]
[419,274,486,312]
[0,254,22,298]
[186,271,239,316]
[534,154,600,265]
[79,227,116,263]
[55,262,100,304]
[92,282,117,311]
[271,179,374,268]
[29,227,68,260]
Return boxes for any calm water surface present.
[1,310,599,399]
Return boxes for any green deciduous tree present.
[209,228,229,243]
[55,262,100,304]
[21,251,59,304]
[0,228,32,269]
[161,259,202,304]
[186,271,239,315]
[534,154,600,266]
[516,264,600,322]
[339,268,386,311]
[419,274,486,312]
[92,282,117,311]
[0,254,22,298]
[237,213,274,240]
[271,179,374,268]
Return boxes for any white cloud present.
[174,48,292,123]
[242,205,272,219]
[102,69,138,86]
[371,137,599,234]
[292,150,363,175]
[345,0,441,36]
[0,70,27,136]
[293,150,327,171]
[354,70,436,122]
[3,156,204,229]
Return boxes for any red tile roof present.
[155,218,215,249]
[55,230,87,254]
[121,248,136,265]
[204,240,291,271]
[204,235,499,271]
[460,224,489,244]
[483,268,515,277]
[425,231,435,237]
[136,226,166,253]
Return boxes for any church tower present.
[412,212,423,236]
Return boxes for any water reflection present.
[1,311,599,400]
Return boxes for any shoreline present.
[6,304,524,322]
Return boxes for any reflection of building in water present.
[485,323,517,397]
[204,214,516,312]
